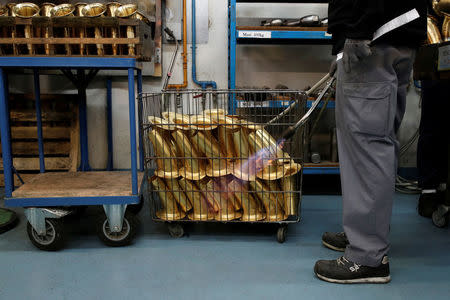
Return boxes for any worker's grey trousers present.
[336,45,415,267]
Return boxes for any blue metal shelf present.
[306,100,335,109]
[303,167,340,175]
[0,57,143,207]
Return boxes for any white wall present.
[7,1,420,169]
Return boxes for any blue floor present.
[1,192,449,299]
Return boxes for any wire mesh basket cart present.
[139,89,307,243]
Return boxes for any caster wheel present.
[277,226,287,243]
[127,194,144,215]
[432,208,449,228]
[168,223,184,238]
[96,211,139,247]
[27,219,65,251]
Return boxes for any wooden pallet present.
[0,16,153,60]
[0,94,80,187]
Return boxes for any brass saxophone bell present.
[74,3,87,55]
[179,178,215,221]
[427,15,443,44]
[248,129,290,163]
[13,3,40,55]
[162,112,193,130]
[106,2,122,55]
[148,129,180,179]
[82,3,106,56]
[250,179,286,222]
[191,130,230,177]
[40,3,55,55]
[51,4,75,55]
[171,129,206,181]
[443,16,450,41]
[229,179,265,221]
[164,178,193,213]
[257,160,301,181]
[151,177,185,221]
[280,174,299,216]
[0,6,8,16]
[232,128,258,182]
[148,116,178,131]
[115,4,138,56]
[207,178,242,221]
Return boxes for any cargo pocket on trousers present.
[342,82,391,137]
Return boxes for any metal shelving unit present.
[0,57,144,249]
[228,0,338,174]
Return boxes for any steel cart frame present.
[0,57,145,250]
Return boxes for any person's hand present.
[342,39,372,73]
[329,60,337,77]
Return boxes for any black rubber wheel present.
[168,223,184,238]
[96,211,139,247]
[0,208,19,234]
[277,226,287,243]
[432,208,449,228]
[127,194,144,215]
[27,218,65,251]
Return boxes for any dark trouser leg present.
[336,45,415,267]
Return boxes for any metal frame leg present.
[137,69,144,172]
[0,68,14,197]
[103,204,127,232]
[228,0,237,114]
[78,69,91,171]
[106,77,113,171]
[25,208,71,235]
[128,68,138,195]
[34,69,45,173]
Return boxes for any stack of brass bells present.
[0,2,150,56]
[428,0,450,44]
[148,110,301,222]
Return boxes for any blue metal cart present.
[0,57,144,250]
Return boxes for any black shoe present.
[418,192,445,218]
[314,256,391,284]
[322,232,349,252]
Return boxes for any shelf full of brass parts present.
[140,90,307,243]
[0,2,154,59]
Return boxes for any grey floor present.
[1,191,449,299]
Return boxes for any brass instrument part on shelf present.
[81,3,106,56]
[106,2,121,55]
[427,15,443,44]
[179,178,215,221]
[51,4,75,55]
[13,3,40,55]
[148,129,180,179]
[250,180,286,222]
[74,3,87,55]
[40,3,55,55]
[164,178,193,213]
[115,4,138,56]
[152,177,185,221]
[229,179,265,222]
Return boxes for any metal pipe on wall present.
[192,0,216,89]
[167,0,187,89]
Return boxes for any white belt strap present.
[335,8,420,61]
[372,8,420,41]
